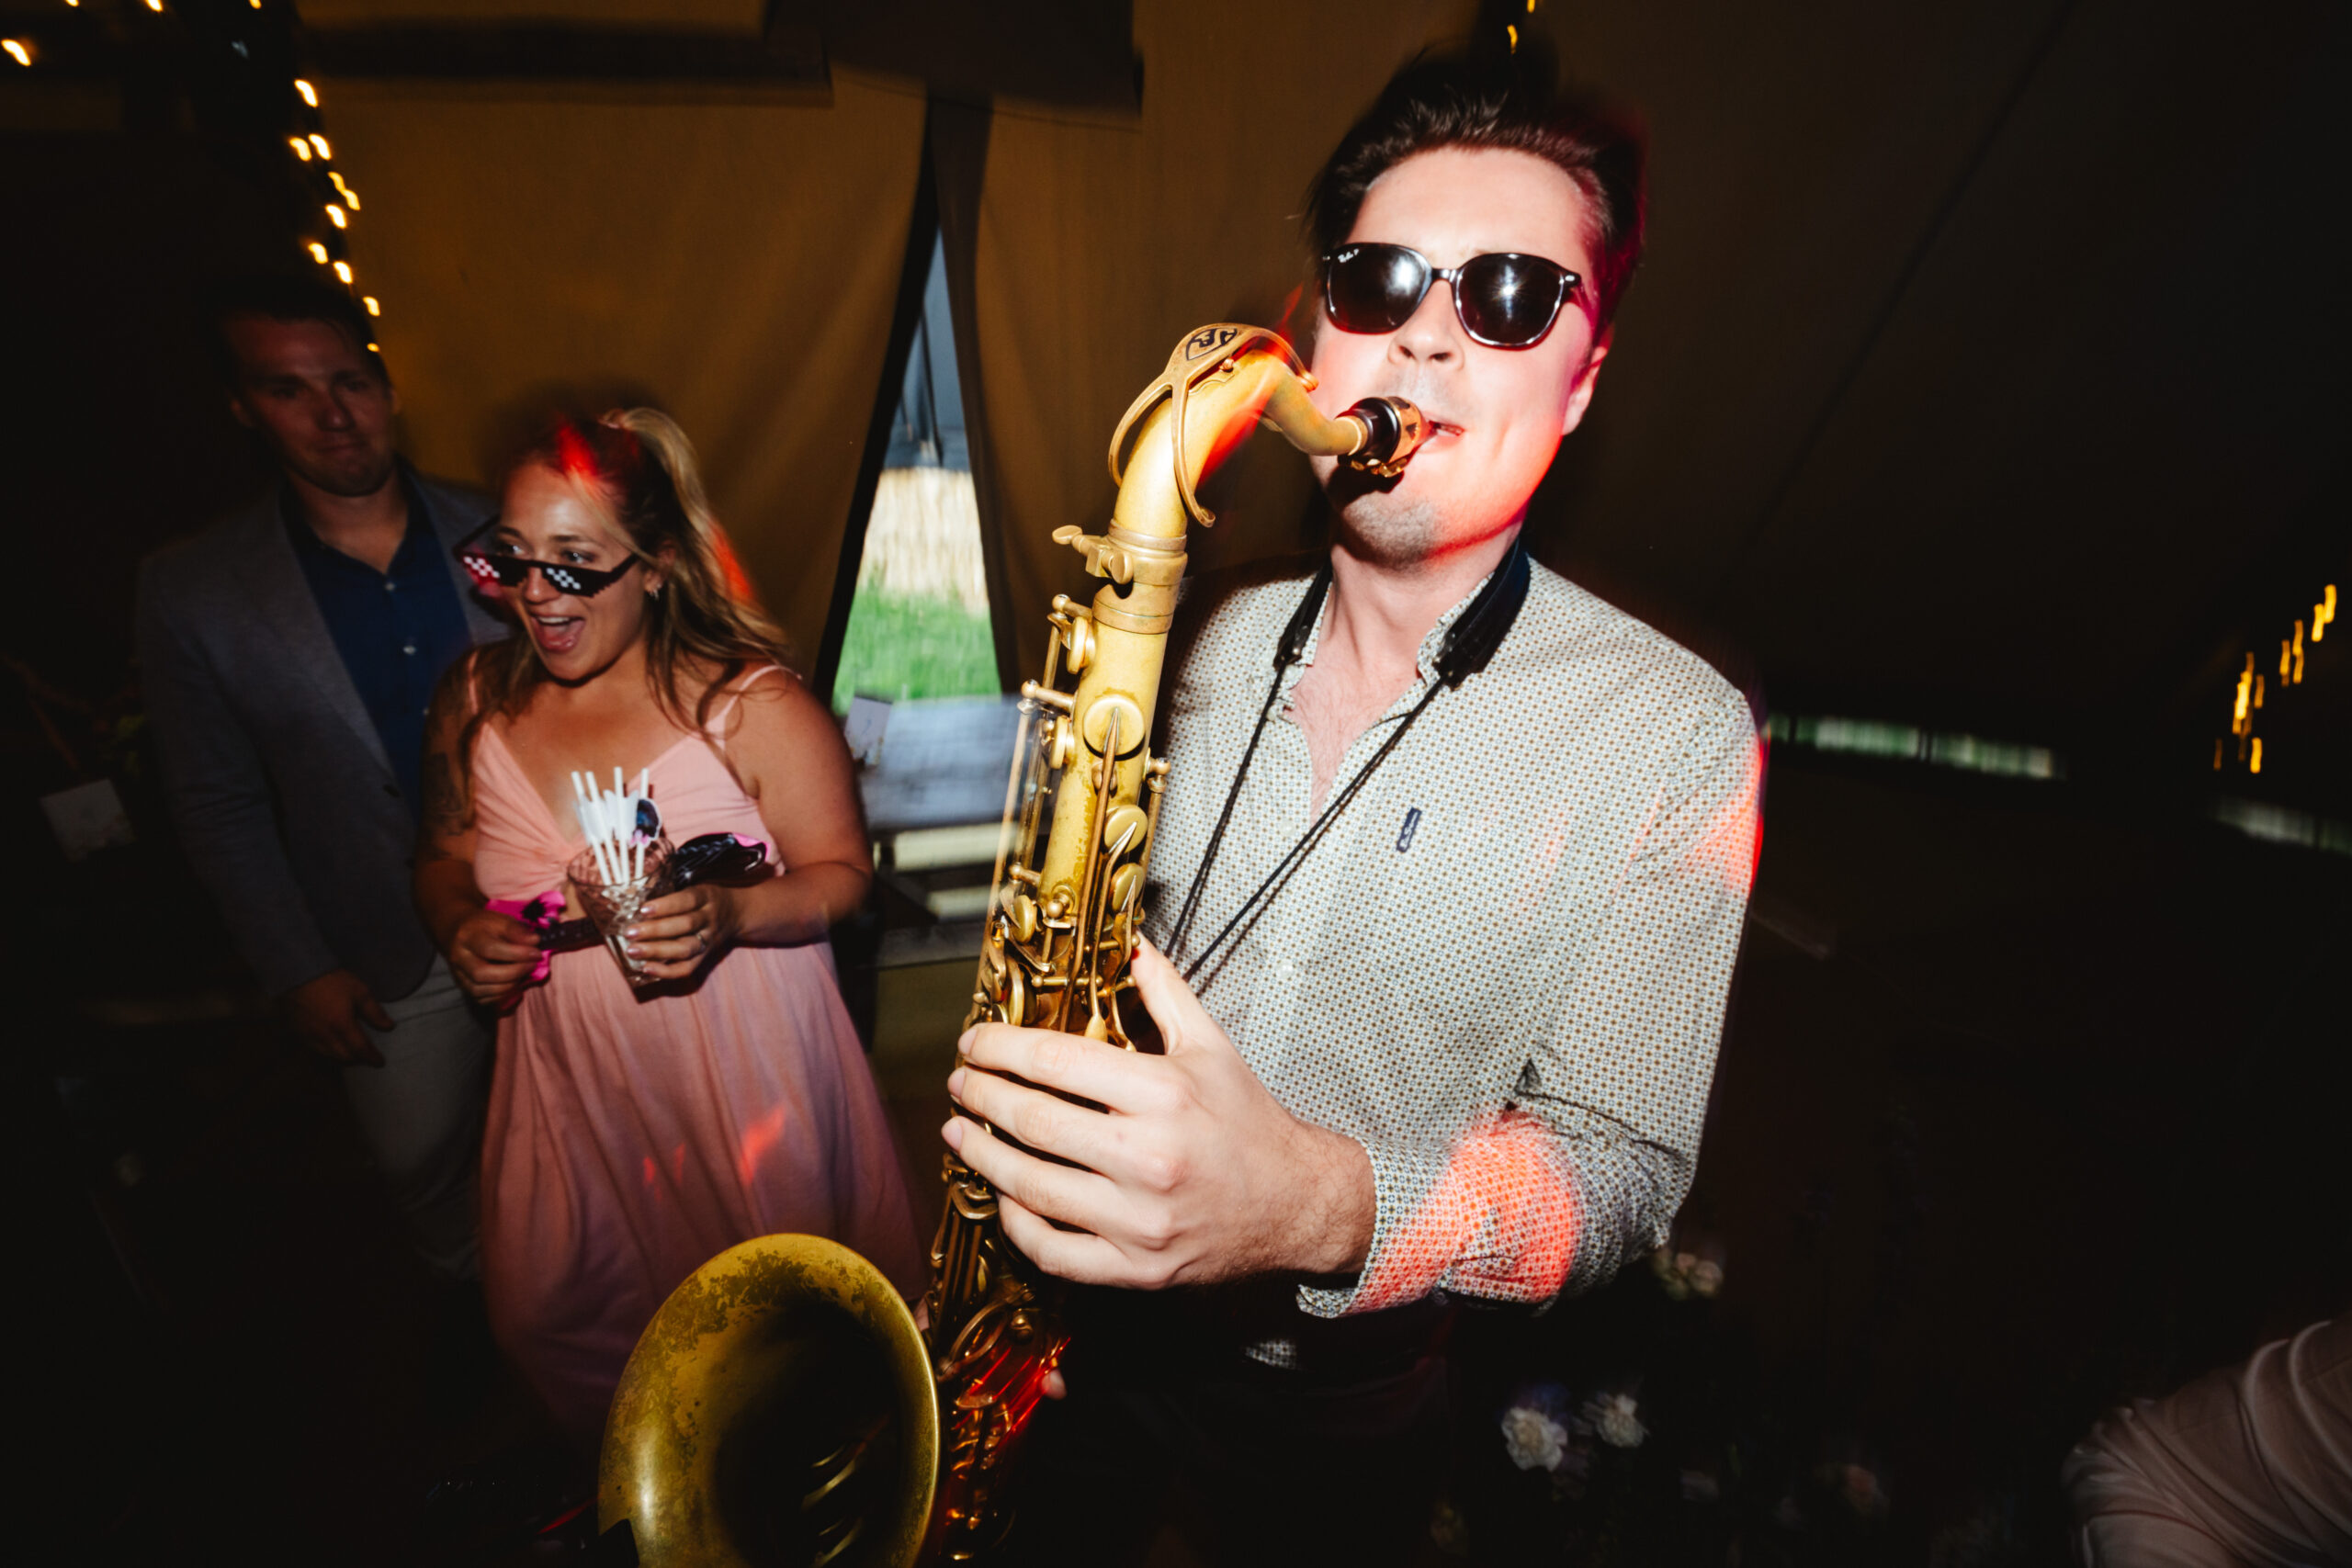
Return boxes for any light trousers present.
[346,956,493,1281]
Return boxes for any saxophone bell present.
[596,322,1404,1566]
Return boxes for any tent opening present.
[831,234,998,712]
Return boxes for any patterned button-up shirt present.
[1143,555,1761,1348]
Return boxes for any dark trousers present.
[1010,1290,1455,1566]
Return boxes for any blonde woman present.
[414,410,922,1446]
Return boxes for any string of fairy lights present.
[284,73,388,336]
[6,0,386,340]
[2219,581,2336,776]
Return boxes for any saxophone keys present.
[1080,693,1146,757]
[1002,890,1039,944]
[1102,804,1150,860]
[1062,611,1096,671]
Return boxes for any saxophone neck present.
[1106,323,1430,539]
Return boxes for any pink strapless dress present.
[469,680,923,1447]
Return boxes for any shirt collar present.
[1279,556,1509,707]
[280,461,425,570]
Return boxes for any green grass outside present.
[831,588,1000,712]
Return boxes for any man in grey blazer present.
[137,276,506,1280]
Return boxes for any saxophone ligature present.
[595,323,1428,1567]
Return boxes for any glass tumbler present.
[568,837,675,989]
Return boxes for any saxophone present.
[596,323,1428,1567]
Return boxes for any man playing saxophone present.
[944,51,1761,1562]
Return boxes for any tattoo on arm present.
[420,752,468,853]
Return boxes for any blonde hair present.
[452,408,792,797]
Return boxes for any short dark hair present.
[1306,51,1647,334]
[205,274,388,387]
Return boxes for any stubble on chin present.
[293,448,399,500]
[1330,484,1445,571]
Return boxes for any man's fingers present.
[995,1192,1137,1286]
[950,1067,1121,1175]
[959,1022,1162,1112]
[333,1020,384,1066]
[359,997,394,1031]
[1127,937,1221,1056]
[945,1116,1123,1235]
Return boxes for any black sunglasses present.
[455,517,640,599]
[1323,243,1582,349]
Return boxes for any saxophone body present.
[597,323,1426,1567]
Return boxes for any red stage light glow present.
[1688,733,1765,902]
[735,1102,787,1188]
[1354,1108,1586,1312]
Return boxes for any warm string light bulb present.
[275,70,389,346]
[2,39,29,67]
[144,0,163,12]
[2221,582,2338,770]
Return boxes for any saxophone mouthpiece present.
[1340,396,1431,479]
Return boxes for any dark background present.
[4,0,2345,1562]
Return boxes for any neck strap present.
[1164,536,1532,981]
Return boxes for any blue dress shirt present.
[284,477,474,824]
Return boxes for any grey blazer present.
[135,470,507,1001]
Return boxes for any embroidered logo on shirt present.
[1397,807,1422,852]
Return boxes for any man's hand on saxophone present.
[943,937,1376,1288]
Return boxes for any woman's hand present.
[447,908,543,1004]
[627,884,741,980]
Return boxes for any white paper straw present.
[594,807,618,884]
